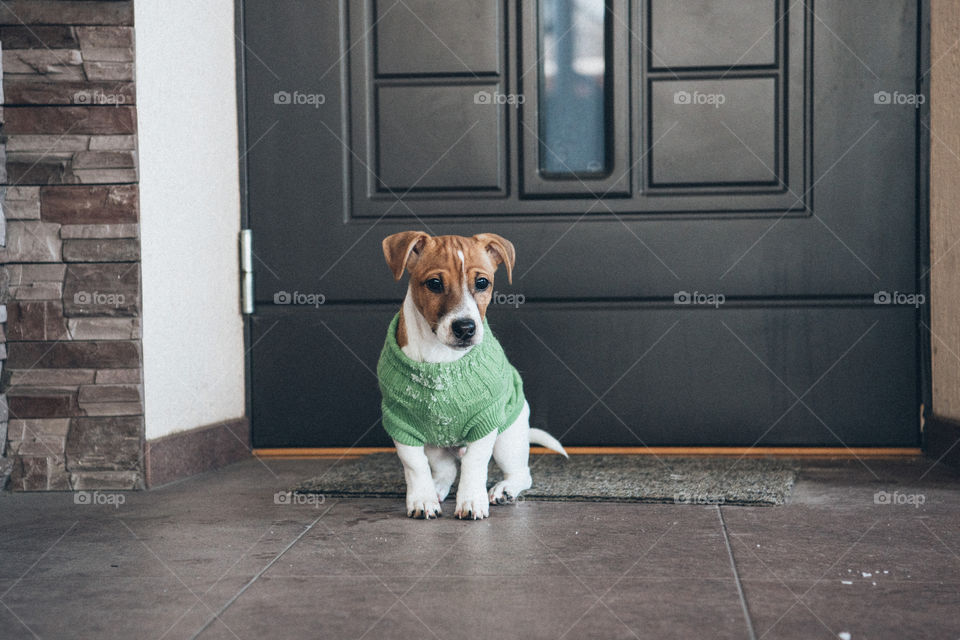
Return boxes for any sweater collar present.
[382,312,497,374]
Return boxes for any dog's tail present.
[528,428,569,458]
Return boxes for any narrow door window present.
[539,0,609,177]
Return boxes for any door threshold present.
[253,446,923,459]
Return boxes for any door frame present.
[234,0,933,451]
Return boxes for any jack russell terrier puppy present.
[378,231,567,520]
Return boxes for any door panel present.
[649,78,778,186]
[649,0,778,68]
[374,84,505,192]
[250,303,917,447]
[242,0,924,447]
[374,0,503,76]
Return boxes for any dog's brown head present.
[382,232,515,348]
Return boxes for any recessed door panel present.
[650,78,778,186]
[374,0,502,76]
[649,0,779,68]
[374,84,504,192]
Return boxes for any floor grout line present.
[717,505,758,640]
[188,502,337,639]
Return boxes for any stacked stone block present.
[0,1,142,490]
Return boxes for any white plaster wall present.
[135,0,246,439]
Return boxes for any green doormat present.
[294,453,799,506]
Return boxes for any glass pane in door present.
[538,0,609,177]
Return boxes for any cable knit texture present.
[378,313,525,447]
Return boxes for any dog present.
[378,231,567,520]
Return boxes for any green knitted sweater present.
[378,313,525,447]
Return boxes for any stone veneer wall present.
[0,0,142,490]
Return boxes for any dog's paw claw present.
[406,494,442,520]
[454,493,489,520]
[488,481,523,505]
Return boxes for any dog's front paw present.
[406,490,442,519]
[455,488,490,520]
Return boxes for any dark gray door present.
[240,0,925,447]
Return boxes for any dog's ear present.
[473,233,516,284]
[382,231,430,280]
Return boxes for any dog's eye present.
[475,277,490,291]
[425,278,444,293]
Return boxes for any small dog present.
[378,231,567,520]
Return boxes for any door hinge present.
[240,229,254,315]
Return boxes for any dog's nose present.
[451,318,476,340]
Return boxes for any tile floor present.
[1,455,958,639]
